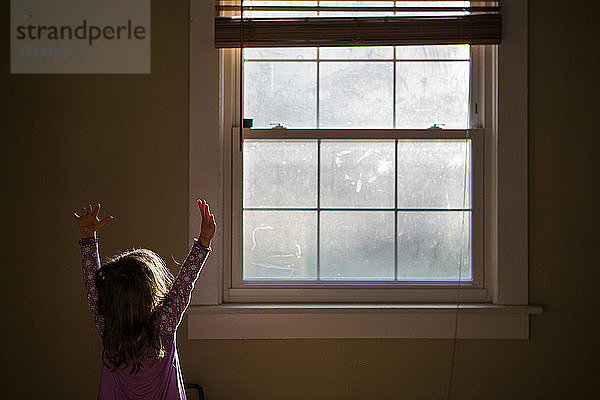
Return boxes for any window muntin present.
[242,137,473,283]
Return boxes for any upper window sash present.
[239,45,483,130]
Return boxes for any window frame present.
[187,0,540,339]
[223,42,485,303]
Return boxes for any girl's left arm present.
[79,237,104,336]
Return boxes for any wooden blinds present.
[214,1,502,48]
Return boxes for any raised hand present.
[197,199,216,247]
[73,203,114,239]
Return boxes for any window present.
[226,2,485,302]
[236,45,483,299]
[187,0,539,339]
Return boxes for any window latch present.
[428,123,445,130]
[270,123,286,130]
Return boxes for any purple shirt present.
[79,237,211,400]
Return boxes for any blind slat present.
[214,14,502,48]
[218,6,500,13]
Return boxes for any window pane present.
[320,46,394,60]
[397,140,471,209]
[318,1,396,17]
[243,211,317,279]
[244,47,317,60]
[244,61,317,128]
[395,45,469,60]
[394,1,469,17]
[320,211,394,280]
[320,62,393,128]
[244,1,318,18]
[321,140,395,208]
[395,61,469,128]
[397,211,471,280]
[244,140,318,208]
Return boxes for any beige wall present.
[2,0,598,398]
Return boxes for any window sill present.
[187,303,543,340]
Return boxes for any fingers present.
[87,204,93,215]
[98,215,114,229]
[197,199,216,223]
[198,199,208,217]
[93,203,100,218]
[73,212,80,220]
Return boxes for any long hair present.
[94,248,174,374]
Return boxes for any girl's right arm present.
[158,199,216,335]
[74,204,113,336]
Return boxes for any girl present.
[74,200,216,400]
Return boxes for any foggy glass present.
[392,1,469,17]
[320,46,394,60]
[397,140,471,209]
[243,140,318,208]
[244,47,317,60]
[397,211,471,280]
[243,1,318,18]
[320,140,395,208]
[395,44,469,60]
[320,62,394,128]
[396,61,469,128]
[244,61,317,128]
[319,1,396,17]
[243,210,318,279]
[320,211,395,279]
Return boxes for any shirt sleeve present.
[158,238,211,335]
[79,237,105,336]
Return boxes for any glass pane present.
[397,211,471,280]
[397,140,471,209]
[395,61,469,128]
[319,1,396,17]
[244,47,317,60]
[320,211,394,279]
[244,1,318,18]
[244,140,318,208]
[320,62,393,128]
[395,45,470,60]
[394,1,469,17]
[244,61,317,128]
[321,140,395,208]
[243,211,317,279]
[320,46,394,60]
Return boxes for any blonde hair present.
[95,248,174,374]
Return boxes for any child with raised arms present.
[74,199,216,399]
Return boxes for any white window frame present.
[187,0,542,339]
[227,44,483,303]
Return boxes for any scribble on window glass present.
[243,210,318,279]
[320,140,395,208]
